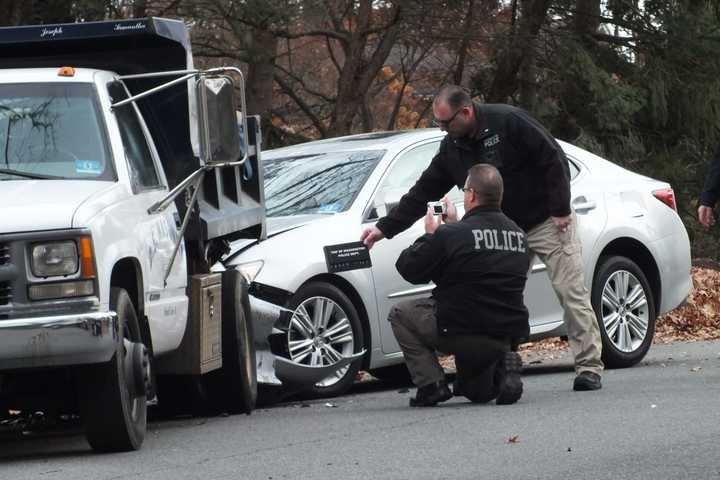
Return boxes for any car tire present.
[592,255,656,369]
[285,282,365,398]
[204,270,258,414]
[79,287,147,452]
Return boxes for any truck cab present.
[0,18,266,452]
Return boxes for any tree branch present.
[274,73,327,137]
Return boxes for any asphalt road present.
[1,340,719,480]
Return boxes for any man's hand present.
[441,196,458,224]
[361,225,385,249]
[551,215,572,233]
[424,208,442,234]
[698,205,715,229]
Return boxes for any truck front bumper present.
[0,312,119,371]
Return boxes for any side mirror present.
[197,76,242,165]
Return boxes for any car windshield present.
[0,83,113,181]
[264,149,384,217]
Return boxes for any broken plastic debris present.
[324,402,337,408]
[690,366,702,372]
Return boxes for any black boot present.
[409,380,453,407]
[496,351,523,405]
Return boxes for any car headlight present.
[31,241,79,277]
[235,260,264,283]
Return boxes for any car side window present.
[567,157,581,180]
[107,82,160,190]
[368,140,441,220]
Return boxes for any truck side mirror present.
[197,76,242,165]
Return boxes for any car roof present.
[263,129,445,159]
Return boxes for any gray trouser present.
[388,298,510,403]
[526,214,604,375]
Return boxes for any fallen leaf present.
[506,435,519,444]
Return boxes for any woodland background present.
[2,0,719,257]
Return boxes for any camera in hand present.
[428,201,446,216]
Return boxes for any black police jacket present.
[700,145,720,207]
[395,205,530,339]
[376,103,571,236]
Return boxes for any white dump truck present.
[0,17,272,452]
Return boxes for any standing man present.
[390,165,529,406]
[698,145,720,229]
[362,85,603,391]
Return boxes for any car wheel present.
[79,287,148,452]
[592,256,656,369]
[285,282,364,398]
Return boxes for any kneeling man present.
[389,164,530,406]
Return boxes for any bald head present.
[465,164,503,208]
[434,85,473,111]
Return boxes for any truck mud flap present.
[273,350,365,387]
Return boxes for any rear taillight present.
[653,188,677,212]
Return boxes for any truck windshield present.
[0,83,113,181]
[264,150,384,217]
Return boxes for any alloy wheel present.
[287,296,355,387]
[601,269,650,353]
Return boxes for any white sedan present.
[226,129,692,397]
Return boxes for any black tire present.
[369,364,412,385]
[284,282,364,398]
[79,288,147,452]
[205,270,257,414]
[592,256,656,369]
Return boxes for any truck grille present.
[0,283,11,306]
[0,243,9,266]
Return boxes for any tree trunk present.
[487,0,551,103]
[327,1,403,136]
[245,26,278,144]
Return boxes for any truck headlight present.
[28,236,96,301]
[31,241,79,277]
[236,260,264,283]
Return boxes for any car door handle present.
[173,212,182,229]
[572,197,596,212]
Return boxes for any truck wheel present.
[205,270,257,414]
[592,256,656,368]
[285,282,365,398]
[79,287,147,452]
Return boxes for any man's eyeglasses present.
[461,187,474,194]
[432,108,463,128]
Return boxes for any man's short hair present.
[435,85,473,110]
[467,164,503,207]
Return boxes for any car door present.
[363,139,457,354]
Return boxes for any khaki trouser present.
[526,214,604,375]
[388,298,509,403]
